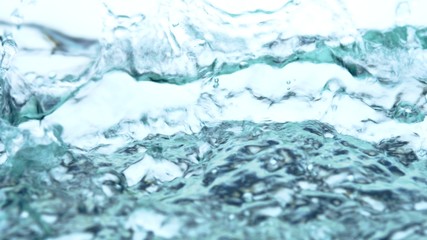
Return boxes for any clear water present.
[1,0,427,239]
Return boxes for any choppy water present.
[1,0,427,239]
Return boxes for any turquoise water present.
[2,120,427,239]
[1,1,427,239]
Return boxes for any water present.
[0,0,427,239]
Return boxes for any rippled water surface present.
[1,0,427,239]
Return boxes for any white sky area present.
[1,0,427,38]
[0,0,105,38]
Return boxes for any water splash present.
[0,0,427,239]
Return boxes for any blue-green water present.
[1,1,427,239]
[2,120,427,239]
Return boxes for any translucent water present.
[0,0,427,239]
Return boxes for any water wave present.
[0,0,427,239]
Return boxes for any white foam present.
[123,154,183,187]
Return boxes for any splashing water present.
[0,0,427,239]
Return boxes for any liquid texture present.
[0,0,427,239]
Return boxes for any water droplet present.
[213,78,219,88]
